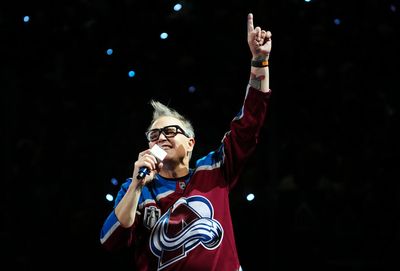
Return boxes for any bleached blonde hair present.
[148,100,195,138]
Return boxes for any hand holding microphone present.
[136,144,167,180]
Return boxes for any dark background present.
[2,0,399,270]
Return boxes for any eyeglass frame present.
[145,125,190,142]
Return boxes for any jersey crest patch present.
[143,206,161,229]
[149,195,223,270]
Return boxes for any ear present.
[187,138,195,152]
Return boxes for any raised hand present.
[247,13,272,61]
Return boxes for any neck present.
[159,163,189,179]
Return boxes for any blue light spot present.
[23,16,30,23]
[160,32,168,39]
[111,177,118,186]
[106,48,113,55]
[334,18,341,25]
[106,194,114,202]
[128,70,136,77]
[188,85,196,93]
[174,3,183,11]
[246,193,255,201]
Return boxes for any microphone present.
[137,144,167,180]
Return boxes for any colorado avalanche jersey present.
[100,86,271,271]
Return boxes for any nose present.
[157,131,168,141]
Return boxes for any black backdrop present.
[2,0,399,270]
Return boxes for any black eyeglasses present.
[145,125,190,142]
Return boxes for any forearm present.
[249,66,269,92]
[115,181,142,228]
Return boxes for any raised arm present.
[247,13,272,92]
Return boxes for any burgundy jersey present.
[100,86,271,271]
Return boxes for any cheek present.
[177,145,187,155]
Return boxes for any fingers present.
[261,30,267,40]
[248,13,271,41]
[259,30,271,42]
[143,154,158,170]
[255,26,261,40]
[247,13,254,33]
[253,28,272,48]
[133,149,162,183]
[248,13,263,42]
[137,151,158,171]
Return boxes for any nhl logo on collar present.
[179,181,186,190]
[143,206,161,229]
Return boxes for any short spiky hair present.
[148,100,195,138]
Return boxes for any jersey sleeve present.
[99,178,141,251]
[220,85,271,189]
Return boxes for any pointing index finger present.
[247,13,254,33]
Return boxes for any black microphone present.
[137,167,150,180]
[137,144,167,180]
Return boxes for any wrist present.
[251,59,269,67]
[130,177,144,192]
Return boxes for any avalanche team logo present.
[149,195,223,270]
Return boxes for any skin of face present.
[149,116,195,167]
